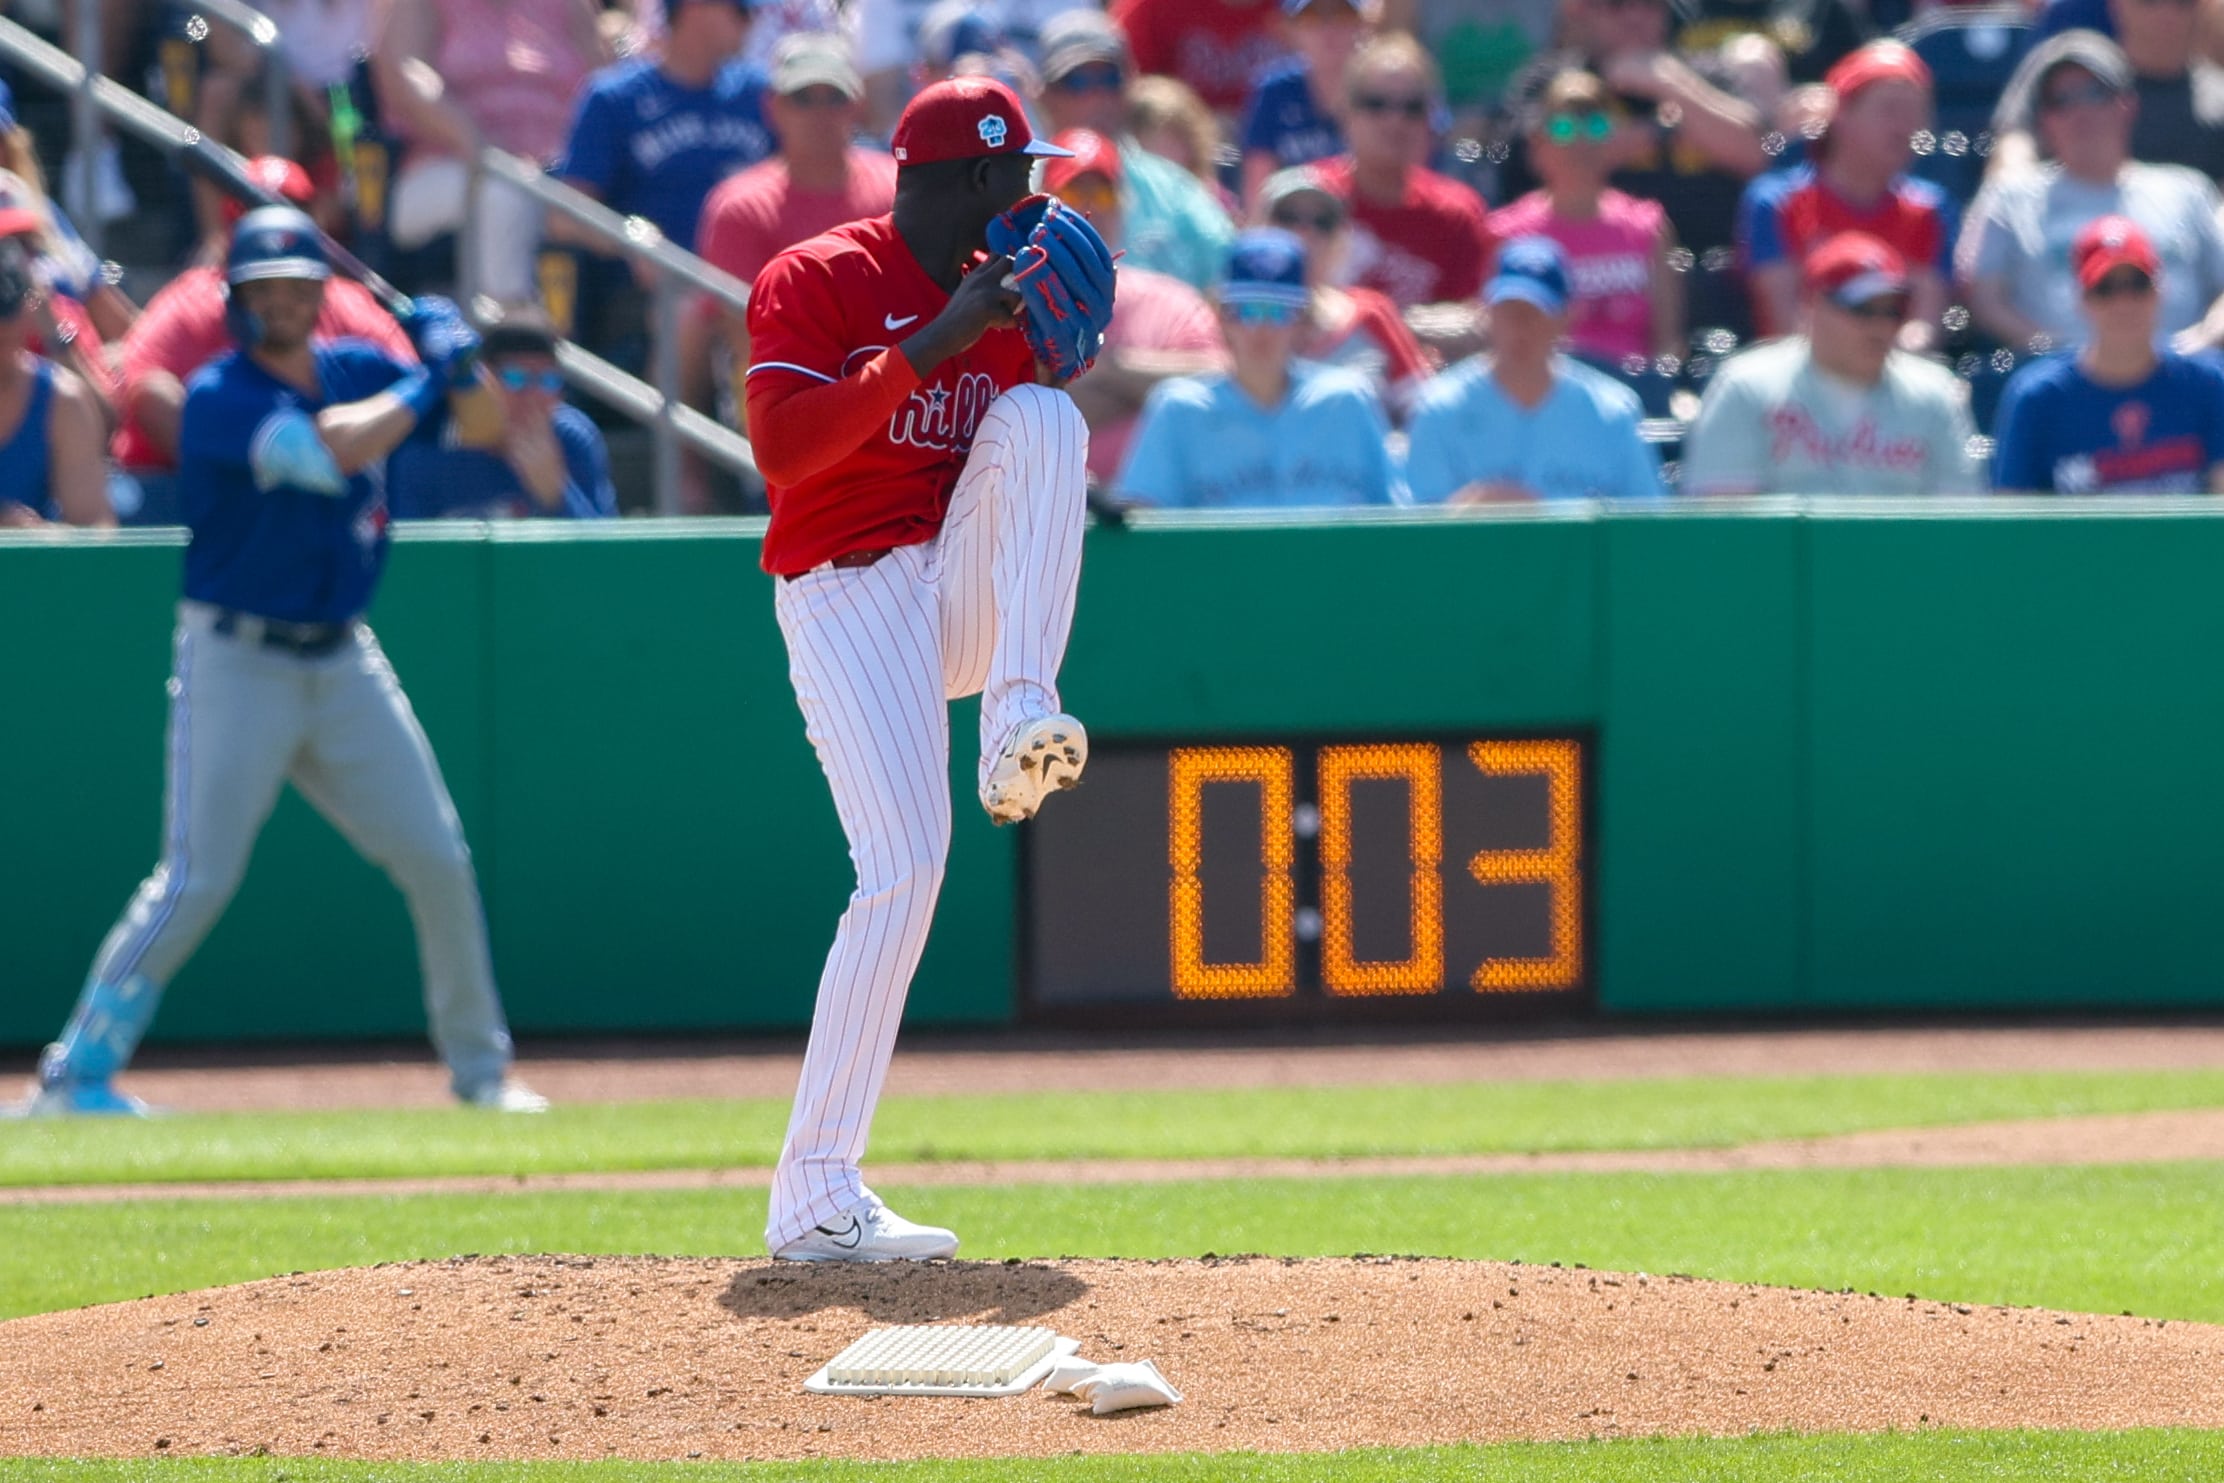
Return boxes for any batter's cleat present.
[772,1199,959,1263]
[459,1078,551,1114]
[981,713,1087,825]
[6,1078,151,1118]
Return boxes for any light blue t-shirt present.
[1404,356,1667,504]
[1118,362,1399,509]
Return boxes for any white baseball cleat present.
[981,713,1087,825]
[459,1078,551,1114]
[772,1199,959,1263]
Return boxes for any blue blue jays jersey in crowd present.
[1992,351,2224,494]
[555,59,774,249]
[388,405,617,521]
[1117,362,1400,509]
[177,340,413,624]
[1239,59,1343,171]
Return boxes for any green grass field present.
[5,1069,2222,1186]
[4,1070,2221,1480]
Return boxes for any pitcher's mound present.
[2,1254,2220,1462]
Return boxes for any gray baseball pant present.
[47,601,515,1096]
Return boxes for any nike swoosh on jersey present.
[884,313,920,331]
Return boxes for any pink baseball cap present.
[890,77,1072,165]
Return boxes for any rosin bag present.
[1040,1356,1183,1414]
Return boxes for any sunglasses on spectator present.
[1224,300,1304,326]
[1353,93,1429,120]
[2041,80,2122,112]
[1832,294,1910,322]
[780,85,854,109]
[1271,206,1342,233]
[1055,179,1119,216]
[1544,111,1615,143]
[1053,64,1125,93]
[497,366,566,394]
[2087,268,2157,299]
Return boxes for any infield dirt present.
[3,1254,2220,1462]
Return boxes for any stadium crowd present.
[6,0,2224,526]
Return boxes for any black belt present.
[781,547,897,583]
[209,608,357,658]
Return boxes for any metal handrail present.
[180,0,292,161]
[0,14,760,497]
[465,148,757,513]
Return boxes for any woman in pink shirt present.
[371,0,611,303]
[1488,68,1684,369]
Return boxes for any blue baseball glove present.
[984,194,1117,384]
[404,294,482,388]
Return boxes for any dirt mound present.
[3,1256,2220,1462]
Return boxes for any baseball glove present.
[985,194,1117,383]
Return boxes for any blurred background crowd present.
[5,0,2224,525]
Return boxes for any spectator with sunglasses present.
[1406,237,1667,505]
[1962,32,2224,356]
[1118,228,1398,508]
[1310,35,1496,359]
[1034,11,1237,292]
[0,256,113,529]
[1490,68,1684,367]
[388,309,617,520]
[1254,165,1432,418]
[1997,2,2224,183]
[1237,0,1377,203]
[692,36,896,465]
[1738,42,1954,351]
[1683,231,1979,495]
[1111,0,1294,114]
[1500,0,1768,259]
[1045,131,1227,482]
[1993,216,2224,493]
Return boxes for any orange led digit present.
[1466,740,1584,992]
[1168,747,1297,999]
[1318,743,1444,996]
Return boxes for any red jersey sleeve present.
[324,281,418,361]
[744,247,921,487]
[1350,288,1433,386]
[36,296,119,402]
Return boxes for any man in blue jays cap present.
[1405,234,1667,504]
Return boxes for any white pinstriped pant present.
[766,384,1087,1249]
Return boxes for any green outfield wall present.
[5,502,2221,1047]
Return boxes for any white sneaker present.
[772,1199,959,1262]
[981,713,1087,824]
[459,1078,551,1113]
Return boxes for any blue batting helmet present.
[224,205,330,345]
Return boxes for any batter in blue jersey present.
[9,208,547,1118]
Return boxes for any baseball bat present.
[176,134,418,323]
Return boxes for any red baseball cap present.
[891,77,1072,166]
[220,157,316,226]
[1823,40,1932,103]
[2073,214,2161,290]
[1803,231,1909,307]
[1041,128,1122,194]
